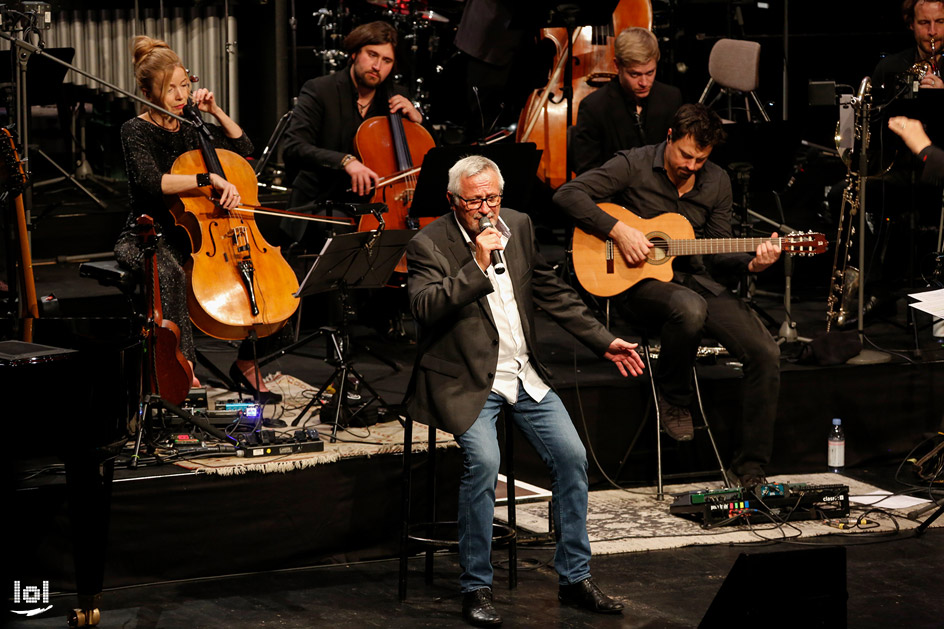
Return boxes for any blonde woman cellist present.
[114,35,285,413]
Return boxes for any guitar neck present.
[666,236,780,256]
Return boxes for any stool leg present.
[425,424,437,584]
[692,369,731,487]
[504,418,517,589]
[399,416,413,601]
[641,342,665,501]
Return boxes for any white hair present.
[447,155,504,197]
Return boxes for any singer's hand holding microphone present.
[476,214,506,274]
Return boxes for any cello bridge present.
[395,188,415,204]
[230,225,251,256]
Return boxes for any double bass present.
[169,104,300,341]
[517,0,653,189]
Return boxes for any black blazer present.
[404,208,615,435]
[571,79,683,174]
[283,69,409,204]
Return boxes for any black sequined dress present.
[114,116,253,362]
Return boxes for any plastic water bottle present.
[828,418,845,473]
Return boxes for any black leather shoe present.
[229,363,282,404]
[726,467,768,489]
[462,588,502,627]
[558,578,624,614]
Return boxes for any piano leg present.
[63,453,114,628]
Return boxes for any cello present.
[354,84,436,272]
[168,104,301,341]
[136,214,194,405]
[516,0,653,189]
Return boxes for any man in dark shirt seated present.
[554,104,782,488]
[571,27,682,174]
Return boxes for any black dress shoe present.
[726,467,768,489]
[229,363,282,404]
[558,578,624,614]
[462,588,502,627]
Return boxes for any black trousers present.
[618,275,781,474]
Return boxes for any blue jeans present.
[454,388,592,593]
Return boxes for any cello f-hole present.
[205,220,219,257]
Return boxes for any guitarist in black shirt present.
[555,104,781,488]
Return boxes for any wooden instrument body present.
[138,214,193,405]
[573,203,828,296]
[572,203,690,296]
[2,128,38,340]
[516,0,653,189]
[170,148,299,340]
[355,113,437,273]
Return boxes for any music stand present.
[409,143,542,218]
[289,228,414,441]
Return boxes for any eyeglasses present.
[453,193,503,210]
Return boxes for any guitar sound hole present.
[647,238,668,263]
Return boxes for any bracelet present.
[196,172,212,187]
[340,154,356,168]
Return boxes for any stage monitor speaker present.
[700,546,847,628]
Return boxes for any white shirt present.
[455,213,550,404]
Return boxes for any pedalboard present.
[234,428,325,458]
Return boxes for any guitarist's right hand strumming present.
[609,220,653,264]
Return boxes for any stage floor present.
[9,184,944,627]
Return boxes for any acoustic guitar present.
[571,203,828,297]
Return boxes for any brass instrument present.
[826,77,871,331]
[911,60,932,83]
[910,39,939,84]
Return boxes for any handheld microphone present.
[478,214,506,274]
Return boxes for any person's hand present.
[191,87,221,116]
[473,225,503,272]
[610,221,653,265]
[748,232,781,273]
[888,116,933,155]
[388,94,422,123]
[603,338,646,377]
[345,158,380,197]
[920,73,944,89]
[210,173,241,209]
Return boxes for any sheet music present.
[908,288,944,317]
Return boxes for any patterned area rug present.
[174,373,456,476]
[497,473,943,555]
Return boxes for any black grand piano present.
[4,315,141,627]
